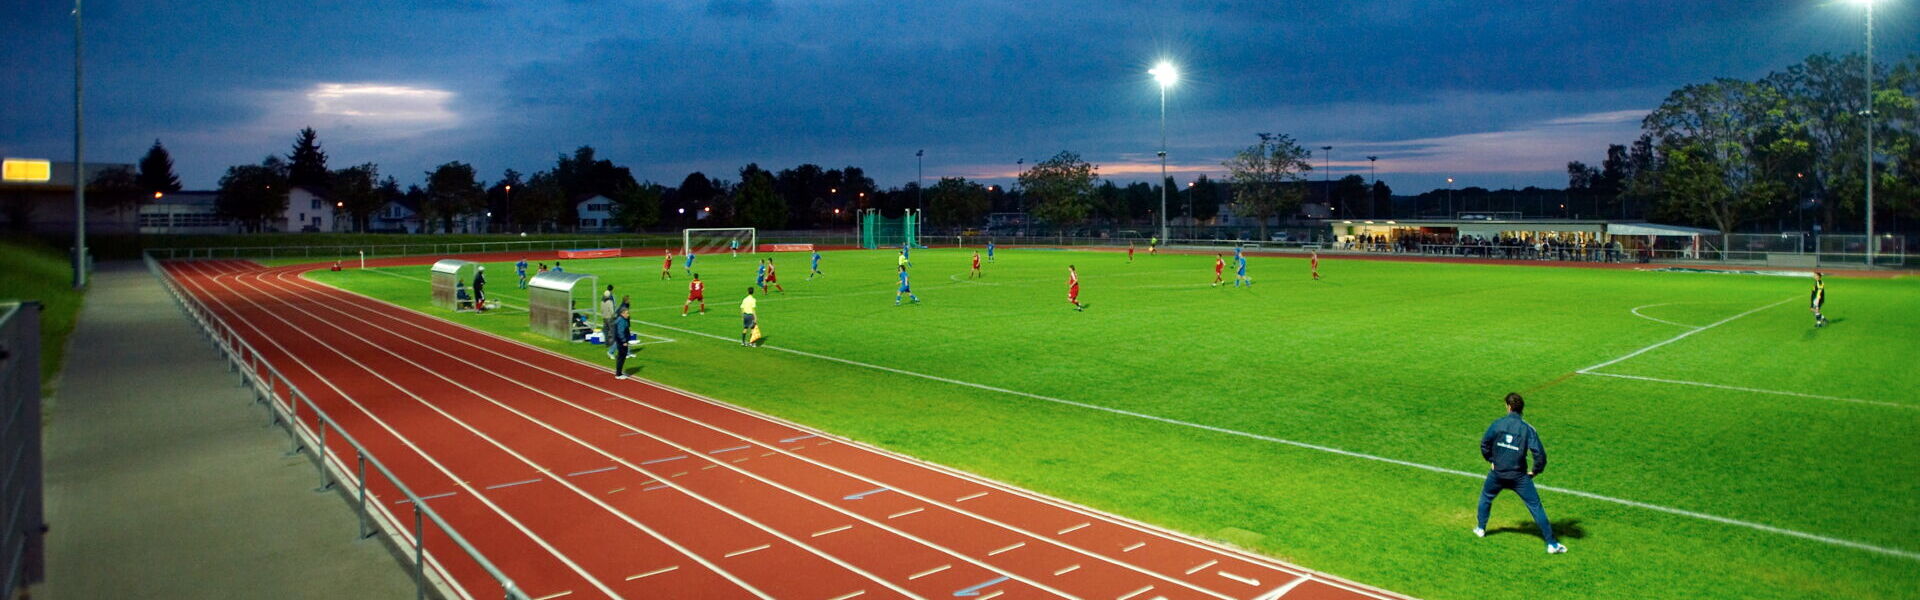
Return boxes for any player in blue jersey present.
[515,256,529,288]
[986,240,996,263]
[895,265,920,305]
[684,250,696,276]
[808,250,823,280]
[755,259,768,292]
[1234,251,1251,287]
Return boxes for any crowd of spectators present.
[1342,233,1632,262]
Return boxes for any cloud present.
[305,83,459,128]
[706,0,774,18]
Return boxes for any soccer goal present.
[684,227,757,255]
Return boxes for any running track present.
[162,258,1413,600]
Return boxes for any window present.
[586,203,609,212]
[298,212,306,221]
[312,198,322,210]
[580,218,597,227]
[313,216,323,226]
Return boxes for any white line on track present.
[956,492,987,502]
[987,542,1024,556]
[812,525,853,538]
[597,292,1920,562]
[172,261,621,600]
[1053,564,1080,576]
[625,565,677,580]
[196,265,767,599]
[908,564,950,580]
[1117,585,1154,600]
[725,544,771,558]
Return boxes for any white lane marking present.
[1053,564,1080,576]
[956,492,988,502]
[1122,542,1146,553]
[1254,575,1311,600]
[725,544,771,558]
[532,591,572,600]
[889,507,925,519]
[1184,560,1218,575]
[1579,297,1793,373]
[827,591,866,600]
[485,478,543,490]
[624,565,677,581]
[1579,371,1911,410]
[1117,585,1154,600]
[708,445,751,455]
[908,564,951,580]
[641,455,687,465]
[269,270,1081,599]
[1628,302,1698,328]
[1218,571,1260,586]
[987,542,1024,556]
[393,491,458,505]
[173,262,625,600]
[780,434,818,443]
[1057,523,1090,535]
[812,525,853,538]
[209,269,769,599]
[568,466,619,477]
[978,592,1004,600]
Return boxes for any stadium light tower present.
[72,0,86,288]
[1150,61,1178,243]
[1851,0,1880,266]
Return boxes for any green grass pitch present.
[309,247,1920,600]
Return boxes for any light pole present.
[1320,146,1334,216]
[503,184,512,233]
[72,0,86,288]
[1446,177,1455,218]
[915,149,924,214]
[1856,0,1878,266]
[1366,156,1379,218]
[1150,61,1178,243]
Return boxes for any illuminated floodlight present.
[1149,62,1179,88]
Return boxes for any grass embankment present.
[312,248,1920,600]
[0,238,86,398]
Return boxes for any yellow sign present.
[2,159,52,182]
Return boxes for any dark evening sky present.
[3,0,1914,193]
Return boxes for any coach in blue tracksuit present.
[1475,392,1567,554]
[610,306,633,380]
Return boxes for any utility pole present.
[916,149,924,214]
[1863,1,1877,267]
[72,0,87,289]
[1367,155,1378,218]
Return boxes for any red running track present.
[163,259,1413,600]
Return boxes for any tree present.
[216,156,290,232]
[1017,151,1097,226]
[733,164,786,229]
[1189,175,1223,223]
[136,139,181,195]
[609,181,665,232]
[553,146,639,200]
[1223,133,1313,240]
[516,172,567,232]
[287,127,330,191]
[1333,174,1370,220]
[87,166,142,215]
[1370,181,1394,218]
[423,162,484,233]
[330,163,383,232]
[1643,79,1805,232]
[487,169,524,232]
[927,177,990,227]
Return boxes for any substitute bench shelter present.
[528,271,600,341]
[428,259,479,311]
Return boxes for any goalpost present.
[859,209,921,249]
[683,227,757,255]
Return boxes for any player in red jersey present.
[661,249,674,280]
[1128,241,1135,263]
[1310,250,1321,280]
[1212,253,1226,287]
[683,273,706,315]
[1067,265,1085,311]
[765,257,785,293]
[969,250,983,279]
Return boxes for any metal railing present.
[141,253,523,600]
[0,303,45,598]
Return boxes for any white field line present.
[612,297,1920,563]
[1580,372,1913,410]
[1578,297,1794,374]
[1627,303,1698,328]
[171,261,611,599]
[280,271,1265,600]
[240,272,925,600]
[208,268,766,599]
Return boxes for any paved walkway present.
[41,262,414,599]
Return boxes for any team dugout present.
[1328,218,1718,262]
[527,271,600,341]
[428,259,479,311]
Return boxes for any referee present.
[740,287,759,347]
[1475,392,1568,554]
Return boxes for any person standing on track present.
[610,306,633,379]
[472,266,488,312]
[684,273,706,316]
[1810,271,1827,327]
[1475,392,1567,554]
[740,287,761,346]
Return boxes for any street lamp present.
[504,184,512,232]
[916,149,924,214]
[1366,156,1379,218]
[1446,177,1455,218]
[1149,61,1178,243]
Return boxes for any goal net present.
[683,228,757,256]
[859,209,921,249]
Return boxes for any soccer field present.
[309,247,1920,600]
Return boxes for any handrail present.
[141,252,523,600]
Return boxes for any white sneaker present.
[615,375,628,380]
[1473,528,1485,538]
[1547,543,1568,554]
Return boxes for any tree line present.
[1567,52,1920,234]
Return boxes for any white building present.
[137,191,235,234]
[282,186,345,232]
[575,194,614,232]
[371,199,423,233]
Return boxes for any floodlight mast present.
[1150,62,1178,243]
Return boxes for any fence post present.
[414,505,427,600]
[356,453,370,539]
[315,422,332,491]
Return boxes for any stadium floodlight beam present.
[1149,61,1178,243]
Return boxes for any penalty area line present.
[625,313,1920,562]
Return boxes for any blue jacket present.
[610,315,632,346]
[1480,412,1547,475]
